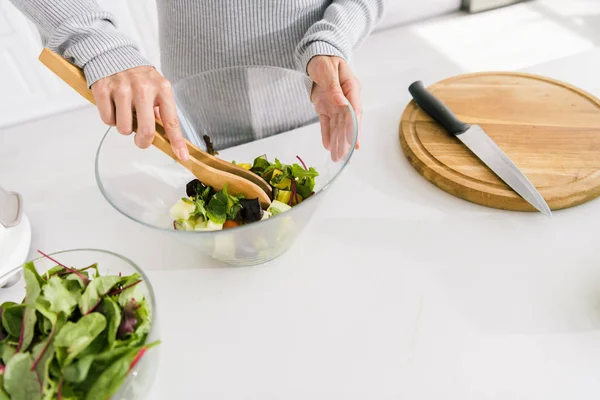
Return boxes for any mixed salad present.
[170,155,319,231]
[0,252,158,400]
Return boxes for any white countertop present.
[2,4,600,399]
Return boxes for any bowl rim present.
[170,64,314,86]
[94,85,359,236]
[0,248,157,326]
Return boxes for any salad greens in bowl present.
[95,66,358,266]
[0,249,159,400]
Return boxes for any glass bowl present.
[95,66,358,266]
[0,249,160,400]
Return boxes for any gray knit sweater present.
[10,0,386,149]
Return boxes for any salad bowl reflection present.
[95,66,358,267]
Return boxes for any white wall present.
[0,0,461,129]
[375,0,462,31]
[0,1,159,129]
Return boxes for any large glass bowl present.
[95,66,358,266]
[0,249,160,399]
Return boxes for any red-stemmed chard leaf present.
[16,314,25,352]
[30,312,60,371]
[128,347,147,373]
[0,362,5,375]
[296,155,307,170]
[34,369,42,392]
[57,377,63,400]
[108,280,142,297]
[49,263,97,279]
[37,251,89,285]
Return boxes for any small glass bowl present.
[0,249,160,400]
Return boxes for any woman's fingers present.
[91,67,188,160]
[92,85,115,126]
[114,85,133,136]
[320,115,331,151]
[133,87,156,149]
[157,80,188,161]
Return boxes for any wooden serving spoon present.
[38,48,272,208]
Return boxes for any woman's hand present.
[307,56,362,162]
[91,66,189,161]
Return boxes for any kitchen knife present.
[408,80,552,217]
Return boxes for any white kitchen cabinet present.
[0,0,160,129]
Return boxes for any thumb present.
[311,58,347,107]
[323,69,347,107]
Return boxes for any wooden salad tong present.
[39,48,272,208]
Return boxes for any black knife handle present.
[408,81,470,135]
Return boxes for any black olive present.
[186,179,217,199]
[239,198,264,223]
[186,179,204,197]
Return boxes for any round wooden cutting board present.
[399,72,600,212]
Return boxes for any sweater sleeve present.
[9,0,152,87]
[295,0,386,73]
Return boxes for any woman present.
[10,0,385,161]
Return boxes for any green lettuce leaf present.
[79,276,120,315]
[19,268,41,352]
[101,297,121,348]
[43,276,79,316]
[55,313,107,366]
[1,304,23,338]
[117,274,144,308]
[207,187,229,224]
[83,349,138,400]
[4,353,41,400]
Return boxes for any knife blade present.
[408,81,552,218]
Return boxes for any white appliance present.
[0,187,31,288]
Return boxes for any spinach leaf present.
[66,273,88,289]
[23,262,45,288]
[45,265,65,277]
[43,276,79,316]
[18,268,41,352]
[291,164,319,179]
[295,181,314,199]
[63,355,94,383]
[59,381,83,400]
[4,353,41,400]
[34,298,58,326]
[77,330,107,360]
[1,304,23,338]
[207,187,229,224]
[64,344,132,385]
[101,298,121,348]
[117,274,144,308]
[55,313,107,366]
[133,300,151,338]
[1,343,16,365]
[192,196,208,221]
[250,155,271,175]
[83,349,138,400]
[0,376,10,400]
[79,276,120,315]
